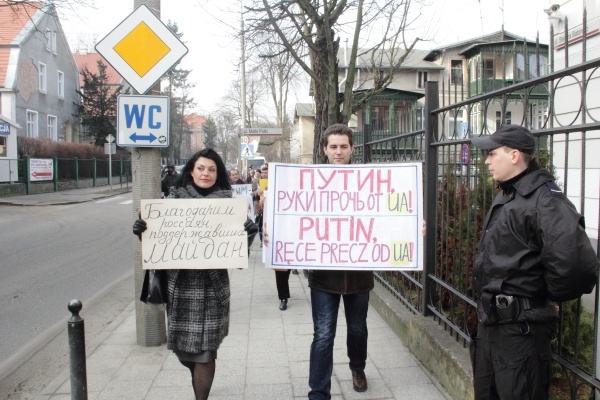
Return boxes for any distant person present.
[228,168,243,185]
[469,124,599,400]
[133,149,257,400]
[161,165,178,197]
[245,166,254,184]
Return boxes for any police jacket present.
[308,269,374,295]
[473,166,599,319]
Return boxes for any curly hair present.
[175,148,232,190]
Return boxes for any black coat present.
[308,270,374,295]
[165,185,231,353]
[473,168,599,317]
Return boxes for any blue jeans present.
[308,288,370,400]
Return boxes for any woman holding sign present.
[133,148,256,400]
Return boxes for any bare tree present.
[214,109,241,167]
[245,0,424,162]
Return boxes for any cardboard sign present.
[264,163,423,271]
[140,198,248,269]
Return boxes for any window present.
[38,62,47,93]
[0,136,6,157]
[451,60,463,85]
[483,59,494,80]
[48,115,57,140]
[531,103,548,130]
[57,71,64,98]
[529,54,547,78]
[516,54,526,80]
[371,101,390,131]
[45,29,52,51]
[26,110,38,138]
[417,71,428,89]
[496,111,512,130]
[45,30,57,53]
[449,110,464,138]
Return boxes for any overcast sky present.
[58,0,553,115]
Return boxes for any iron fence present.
[0,157,132,194]
[354,39,600,399]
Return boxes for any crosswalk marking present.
[119,200,133,205]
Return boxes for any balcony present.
[468,78,549,97]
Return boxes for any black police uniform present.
[471,163,599,399]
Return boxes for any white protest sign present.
[231,184,255,222]
[264,163,423,271]
[140,198,248,269]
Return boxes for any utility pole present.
[132,0,166,347]
[240,5,247,177]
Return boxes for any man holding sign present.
[264,124,424,398]
[308,124,373,397]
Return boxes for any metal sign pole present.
[132,0,166,347]
[98,0,186,346]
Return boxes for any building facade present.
[0,3,80,142]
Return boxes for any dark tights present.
[182,360,216,400]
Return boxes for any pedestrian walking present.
[133,148,257,400]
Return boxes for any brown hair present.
[322,123,353,148]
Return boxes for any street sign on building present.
[95,5,188,95]
[242,128,282,136]
[117,95,170,147]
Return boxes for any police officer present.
[469,124,599,399]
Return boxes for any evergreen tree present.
[202,116,218,149]
[76,60,121,146]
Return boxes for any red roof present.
[0,1,44,85]
[73,51,122,87]
[185,113,207,130]
[0,1,42,45]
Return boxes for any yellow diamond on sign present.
[113,22,170,78]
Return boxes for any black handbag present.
[140,269,168,305]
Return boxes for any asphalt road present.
[0,193,134,389]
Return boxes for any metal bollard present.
[68,299,88,400]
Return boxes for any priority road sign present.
[117,95,169,147]
[95,5,188,95]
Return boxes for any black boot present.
[279,299,288,310]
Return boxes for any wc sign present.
[117,95,170,147]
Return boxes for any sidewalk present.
[0,184,132,206]
[34,242,452,400]
[0,187,452,399]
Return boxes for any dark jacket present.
[161,173,179,195]
[309,270,374,295]
[473,168,599,323]
[165,185,231,353]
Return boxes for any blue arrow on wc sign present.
[117,95,170,147]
